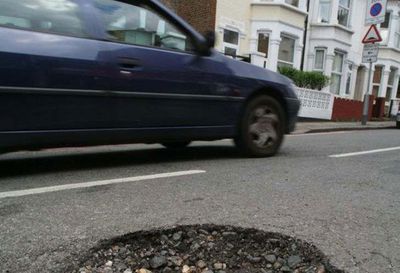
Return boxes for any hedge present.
[278,67,330,91]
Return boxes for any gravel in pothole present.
[72,225,345,273]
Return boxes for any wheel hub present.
[249,107,278,148]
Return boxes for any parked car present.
[0,0,299,157]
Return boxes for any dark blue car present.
[0,0,299,157]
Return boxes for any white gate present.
[294,88,334,120]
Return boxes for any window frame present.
[393,13,400,48]
[330,51,345,95]
[337,0,351,27]
[345,63,352,95]
[91,0,198,54]
[318,0,331,24]
[223,28,240,57]
[0,0,91,39]
[257,31,270,58]
[313,47,326,72]
[278,34,296,68]
[380,12,391,29]
[285,0,299,8]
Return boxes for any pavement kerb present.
[294,125,397,135]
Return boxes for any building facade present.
[161,0,400,108]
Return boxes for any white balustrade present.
[390,99,400,117]
[294,87,334,120]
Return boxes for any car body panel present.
[0,0,299,152]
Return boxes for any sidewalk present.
[294,121,397,134]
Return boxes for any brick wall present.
[160,0,217,34]
[332,96,374,121]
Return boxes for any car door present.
[0,0,113,132]
[91,0,240,130]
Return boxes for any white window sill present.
[251,2,308,16]
[310,23,355,34]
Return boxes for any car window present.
[93,0,194,52]
[0,0,86,38]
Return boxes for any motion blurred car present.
[397,109,400,129]
[0,0,299,157]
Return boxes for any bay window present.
[314,48,326,71]
[338,0,350,27]
[319,0,331,23]
[285,0,299,7]
[278,35,295,68]
[345,64,352,95]
[380,12,391,44]
[395,16,400,48]
[257,33,270,57]
[223,29,239,57]
[330,51,344,94]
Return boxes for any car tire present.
[162,141,191,149]
[234,95,285,157]
[397,121,400,129]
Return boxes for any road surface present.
[0,129,399,273]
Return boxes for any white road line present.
[329,146,400,158]
[288,131,348,137]
[0,170,206,199]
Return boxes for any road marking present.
[0,170,206,199]
[288,131,348,137]
[329,146,400,158]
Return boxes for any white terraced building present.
[215,0,400,103]
[164,0,400,116]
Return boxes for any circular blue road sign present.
[370,3,383,17]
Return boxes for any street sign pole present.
[362,61,373,125]
[361,0,387,125]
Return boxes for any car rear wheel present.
[161,141,191,149]
[235,95,285,157]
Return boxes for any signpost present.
[362,44,379,63]
[361,0,387,125]
[365,0,387,25]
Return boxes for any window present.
[338,0,351,27]
[0,0,86,37]
[314,48,326,71]
[223,29,239,56]
[278,35,296,68]
[285,0,299,7]
[319,0,331,23]
[330,51,344,94]
[386,69,397,101]
[381,12,391,28]
[395,15,400,48]
[94,0,193,52]
[257,33,270,57]
[345,64,352,95]
[379,12,391,44]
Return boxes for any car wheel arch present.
[239,87,288,131]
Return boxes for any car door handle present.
[118,57,142,70]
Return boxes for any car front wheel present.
[235,95,285,157]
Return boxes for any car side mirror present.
[204,31,216,49]
[197,31,216,56]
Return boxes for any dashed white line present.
[329,146,400,158]
[0,170,206,199]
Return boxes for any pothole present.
[72,225,345,273]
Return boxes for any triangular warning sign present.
[362,25,382,44]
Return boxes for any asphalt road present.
[0,129,399,273]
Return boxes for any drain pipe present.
[300,0,310,71]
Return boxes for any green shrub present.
[278,67,330,90]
